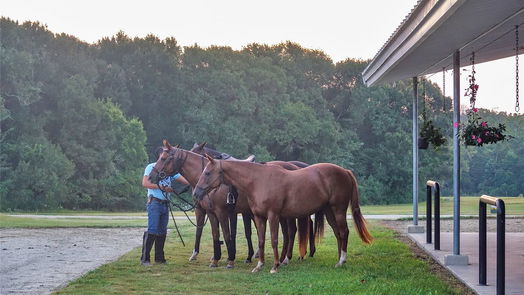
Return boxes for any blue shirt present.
[144,163,181,200]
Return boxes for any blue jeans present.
[147,200,169,235]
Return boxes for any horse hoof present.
[226,262,234,269]
[189,253,198,261]
[270,268,278,273]
[244,259,252,264]
[209,260,218,268]
[281,257,289,265]
[251,267,260,273]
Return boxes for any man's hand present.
[161,185,173,192]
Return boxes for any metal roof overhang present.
[362,0,524,86]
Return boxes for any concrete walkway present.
[408,232,524,295]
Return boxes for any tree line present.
[1,18,522,211]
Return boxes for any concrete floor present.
[408,232,524,295]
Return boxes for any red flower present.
[473,108,478,113]
[481,121,488,127]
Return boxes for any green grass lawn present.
[0,214,147,228]
[2,196,522,229]
[362,196,524,215]
[53,220,466,295]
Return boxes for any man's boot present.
[140,231,156,266]
[155,234,167,263]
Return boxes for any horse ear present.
[205,153,215,163]
[175,144,180,148]
[198,142,207,149]
[163,139,172,149]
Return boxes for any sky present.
[1,0,521,114]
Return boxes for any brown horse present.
[191,144,324,264]
[193,156,373,273]
[149,141,255,268]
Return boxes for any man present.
[141,147,189,266]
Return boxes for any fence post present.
[496,199,505,295]
[426,184,432,244]
[479,199,487,285]
[426,180,440,250]
[479,195,505,295]
[434,182,440,250]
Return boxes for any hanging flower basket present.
[460,108,511,146]
[419,119,446,149]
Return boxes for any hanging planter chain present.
[442,67,446,111]
[516,25,520,113]
[466,52,478,109]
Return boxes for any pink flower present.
[471,135,476,139]
[473,108,478,113]
[481,121,488,127]
[477,138,482,143]
[454,122,460,128]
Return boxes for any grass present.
[362,196,524,215]
[54,220,465,295]
[0,214,147,228]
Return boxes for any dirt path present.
[0,228,144,294]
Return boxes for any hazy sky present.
[1,0,521,114]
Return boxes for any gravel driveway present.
[0,228,144,294]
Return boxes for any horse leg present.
[334,208,350,267]
[286,218,297,262]
[279,218,289,264]
[268,213,281,273]
[324,208,342,263]
[216,211,234,269]
[242,213,254,263]
[189,206,206,261]
[208,213,221,268]
[251,215,266,273]
[308,216,316,257]
[228,207,238,268]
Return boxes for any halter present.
[153,147,188,180]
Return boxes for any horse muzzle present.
[192,186,207,200]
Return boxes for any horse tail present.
[314,211,325,243]
[346,169,373,244]
[297,217,309,258]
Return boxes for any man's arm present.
[175,175,190,185]
[142,175,173,192]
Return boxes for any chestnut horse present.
[193,156,373,273]
[191,144,324,263]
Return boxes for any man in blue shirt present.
[140,147,189,266]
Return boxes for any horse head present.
[149,139,184,184]
[193,154,223,200]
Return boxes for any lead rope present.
[158,184,186,246]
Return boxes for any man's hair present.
[154,146,165,159]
